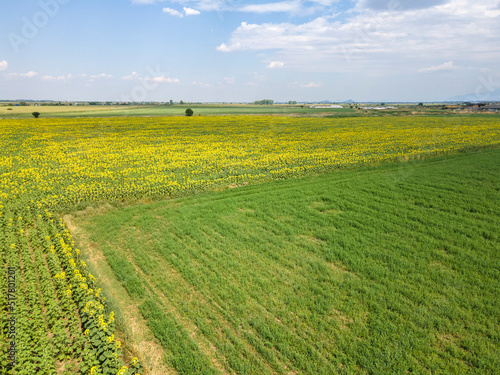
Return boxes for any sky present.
[0,0,499,102]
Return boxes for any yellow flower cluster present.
[54,272,66,279]
[82,300,105,316]
[0,116,498,210]
[98,314,108,331]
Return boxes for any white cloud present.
[184,7,201,15]
[419,61,456,73]
[217,19,335,53]
[0,60,8,71]
[163,7,184,17]
[216,0,500,74]
[267,61,285,68]
[309,0,340,5]
[147,76,180,83]
[163,6,201,17]
[185,0,225,11]
[42,74,73,81]
[358,0,450,11]
[123,72,139,80]
[238,1,302,14]
[90,73,113,78]
[216,42,240,52]
[122,72,178,83]
[136,0,332,14]
[9,71,39,78]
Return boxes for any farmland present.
[0,104,356,119]
[0,102,489,120]
[72,148,500,374]
[0,114,499,374]
[1,116,499,210]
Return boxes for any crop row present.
[1,116,499,212]
[0,204,142,374]
[0,115,499,373]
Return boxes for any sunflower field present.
[0,115,499,374]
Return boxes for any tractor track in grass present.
[115,230,296,375]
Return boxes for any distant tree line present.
[253,99,274,105]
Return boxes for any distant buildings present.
[309,104,343,108]
[463,102,500,112]
[483,104,500,112]
[361,106,397,110]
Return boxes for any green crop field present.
[70,148,500,374]
[0,104,356,119]
[1,114,499,374]
[2,102,490,120]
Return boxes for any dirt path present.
[63,214,176,375]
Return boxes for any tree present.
[32,112,40,118]
[253,99,274,105]
[185,108,194,116]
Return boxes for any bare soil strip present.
[64,214,176,375]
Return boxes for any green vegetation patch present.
[75,148,500,374]
[0,104,356,119]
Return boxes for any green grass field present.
[70,148,500,374]
[0,104,356,119]
[3,103,492,119]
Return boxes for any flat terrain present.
[71,148,500,374]
[1,103,492,119]
[2,115,498,211]
[1,114,498,374]
[0,104,356,119]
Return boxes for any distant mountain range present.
[446,88,500,102]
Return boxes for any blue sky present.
[1,0,499,102]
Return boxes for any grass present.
[71,147,500,374]
[4,103,496,119]
[0,104,356,119]
[0,105,132,119]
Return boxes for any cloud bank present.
[216,0,500,74]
